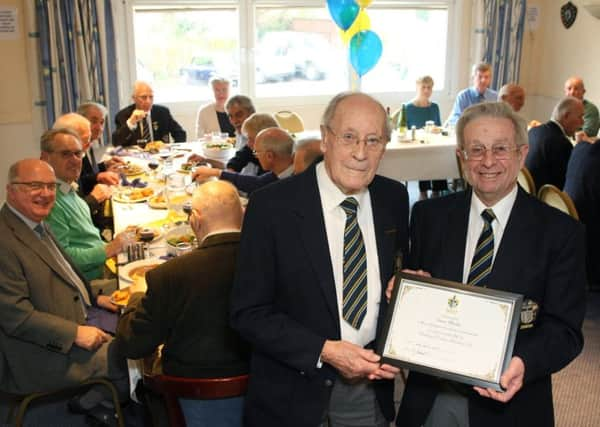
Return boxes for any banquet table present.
[377,131,462,182]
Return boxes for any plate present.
[118,258,165,283]
[113,188,155,203]
[110,287,131,307]
[148,193,167,209]
[135,226,162,243]
[120,163,145,176]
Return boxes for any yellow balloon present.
[357,0,373,7]
[340,9,371,45]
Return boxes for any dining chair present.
[537,184,579,220]
[517,167,536,195]
[0,377,124,427]
[274,111,305,133]
[142,360,249,427]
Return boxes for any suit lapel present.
[294,169,340,334]
[441,191,471,282]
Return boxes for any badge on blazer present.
[520,299,539,329]
[152,121,159,131]
[561,2,577,29]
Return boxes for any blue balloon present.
[349,30,382,77]
[327,0,360,31]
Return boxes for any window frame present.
[122,0,457,111]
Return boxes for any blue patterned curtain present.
[481,0,527,88]
[34,0,119,141]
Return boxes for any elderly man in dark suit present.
[396,102,585,427]
[525,96,584,190]
[116,180,249,426]
[231,92,409,426]
[112,81,186,146]
[565,140,600,289]
[0,159,127,405]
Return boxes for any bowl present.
[164,224,197,256]
[202,141,234,160]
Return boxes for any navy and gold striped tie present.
[467,209,496,286]
[341,197,367,329]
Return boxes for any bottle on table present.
[398,104,407,137]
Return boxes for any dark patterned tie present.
[467,209,496,286]
[140,118,150,141]
[341,197,367,329]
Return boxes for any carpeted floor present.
[552,291,600,427]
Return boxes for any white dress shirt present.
[316,162,381,347]
[462,185,518,283]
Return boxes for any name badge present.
[520,299,539,329]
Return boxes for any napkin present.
[120,175,148,188]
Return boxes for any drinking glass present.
[165,173,188,223]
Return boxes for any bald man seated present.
[192,127,295,195]
[113,81,186,146]
[115,180,249,426]
[564,76,600,137]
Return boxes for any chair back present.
[143,371,249,427]
[537,184,579,220]
[517,167,536,195]
[274,111,305,133]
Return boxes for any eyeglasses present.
[326,126,385,151]
[251,149,267,156]
[462,144,521,161]
[135,95,153,101]
[11,181,58,192]
[51,149,85,159]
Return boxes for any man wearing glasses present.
[231,92,409,426]
[0,158,128,410]
[112,80,186,147]
[396,102,585,427]
[41,128,131,283]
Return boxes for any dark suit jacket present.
[0,205,110,393]
[220,170,279,195]
[226,145,264,174]
[79,149,106,196]
[115,232,249,378]
[112,104,186,147]
[396,188,586,427]
[230,163,409,426]
[564,142,600,286]
[525,121,573,190]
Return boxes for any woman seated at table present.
[405,75,448,199]
[195,76,236,139]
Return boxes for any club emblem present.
[561,2,577,29]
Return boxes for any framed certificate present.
[377,273,523,391]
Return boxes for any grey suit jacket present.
[0,205,110,394]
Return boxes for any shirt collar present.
[316,162,368,215]
[57,178,78,194]
[470,185,518,230]
[276,164,294,179]
[5,202,42,232]
[201,228,241,245]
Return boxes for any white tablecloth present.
[377,132,461,182]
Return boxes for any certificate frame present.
[377,273,523,391]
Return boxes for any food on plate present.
[120,163,144,176]
[205,142,233,150]
[430,126,442,134]
[135,227,159,242]
[117,187,154,201]
[166,234,196,247]
[180,162,194,172]
[111,288,130,305]
[144,140,166,153]
[148,193,167,209]
[128,263,160,281]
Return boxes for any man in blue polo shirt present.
[447,62,498,125]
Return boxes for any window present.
[129,1,449,103]
[132,6,240,104]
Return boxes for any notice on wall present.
[527,5,540,32]
[0,6,18,40]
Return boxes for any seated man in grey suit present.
[0,159,128,411]
[116,180,249,427]
[192,127,294,195]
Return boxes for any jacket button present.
[324,379,333,387]
[299,371,305,376]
